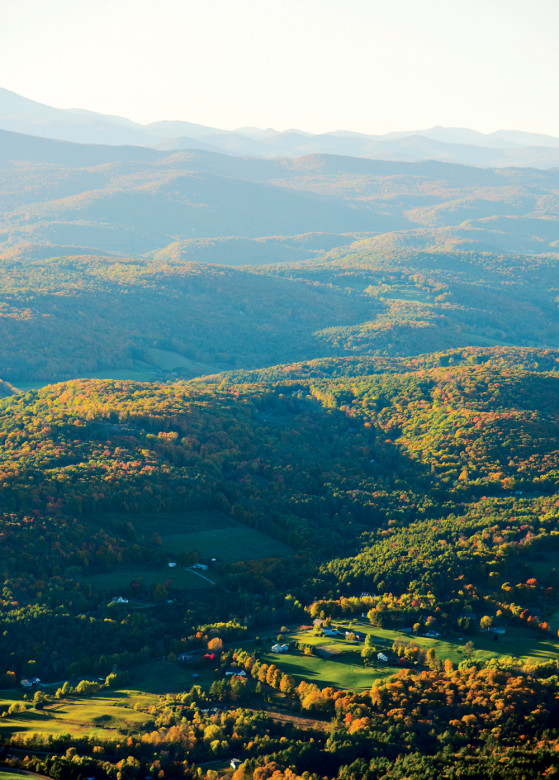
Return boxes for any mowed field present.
[254,618,559,692]
[80,510,292,593]
[260,645,393,690]
[0,691,156,743]
[127,659,217,694]
[160,526,292,564]
[130,510,294,563]
[81,565,209,592]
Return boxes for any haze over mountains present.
[3,87,559,168]
[1,122,559,262]
[0,86,557,387]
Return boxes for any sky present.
[1,0,558,136]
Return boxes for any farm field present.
[126,510,294,563]
[336,620,559,666]
[80,565,211,592]
[143,347,226,377]
[125,510,234,537]
[252,619,559,692]
[260,646,393,690]
[10,351,225,391]
[127,660,217,695]
[79,510,292,595]
[160,526,293,564]
[0,692,155,743]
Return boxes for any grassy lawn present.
[161,526,292,563]
[252,619,559,692]
[0,691,156,743]
[80,565,211,592]
[338,619,559,666]
[259,647,393,690]
[128,510,293,563]
[129,510,234,537]
[128,659,217,694]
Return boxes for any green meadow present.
[79,510,292,595]
[80,565,210,592]
[253,618,559,692]
[129,510,293,563]
[0,691,156,743]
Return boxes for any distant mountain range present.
[2,87,559,169]
[2,123,559,259]
[1,121,559,260]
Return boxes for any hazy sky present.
[1,0,558,135]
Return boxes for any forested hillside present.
[0,254,382,382]
[1,242,557,384]
[2,355,559,777]
[2,133,559,258]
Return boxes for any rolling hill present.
[1,129,558,260]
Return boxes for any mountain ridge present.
[3,87,559,168]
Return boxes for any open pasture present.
[339,619,559,666]
[125,509,234,537]
[161,525,292,564]
[259,643,393,690]
[128,659,217,695]
[127,509,293,563]
[0,692,155,743]
[257,619,559,692]
[80,565,210,592]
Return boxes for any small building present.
[168,562,177,568]
[178,653,194,663]
[490,627,506,635]
[111,596,129,604]
[323,628,342,638]
[377,652,388,662]
[192,563,208,571]
[425,630,441,638]
[230,759,242,769]
[21,676,40,688]
[271,643,289,653]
